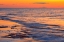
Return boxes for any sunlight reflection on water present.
[0,8,64,42]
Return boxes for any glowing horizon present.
[0,0,64,8]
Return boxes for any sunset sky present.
[0,0,64,8]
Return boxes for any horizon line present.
[0,8,64,9]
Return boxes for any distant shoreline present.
[0,8,64,9]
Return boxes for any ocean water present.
[0,8,64,42]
